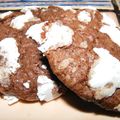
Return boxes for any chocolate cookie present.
[0,7,62,104]
[28,6,120,111]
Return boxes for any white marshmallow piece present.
[26,22,47,44]
[26,21,74,53]
[0,38,20,87]
[3,95,19,105]
[88,48,120,100]
[0,11,13,19]
[0,38,20,73]
[10,10,37,30]
[37,75,62,102]
[77,11,91,23]
[39,21,74,52]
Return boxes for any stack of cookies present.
[0,6,120,112]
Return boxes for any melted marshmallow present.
[26,21,74,53]
[88,48,120,100]
[10,10,37,29]
[41,64,47,69]
[3,95,19,105]
[77,11,91,23]
[0,11,13,19]
[37,75,62,102]
[100,25,120,46]
[0,38,20,87]
[39,21,74,52]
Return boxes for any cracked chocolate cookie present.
[0,7,62,104]
[28,6,120,111]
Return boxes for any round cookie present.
[28,6,120,111]
[0,8,62,104]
